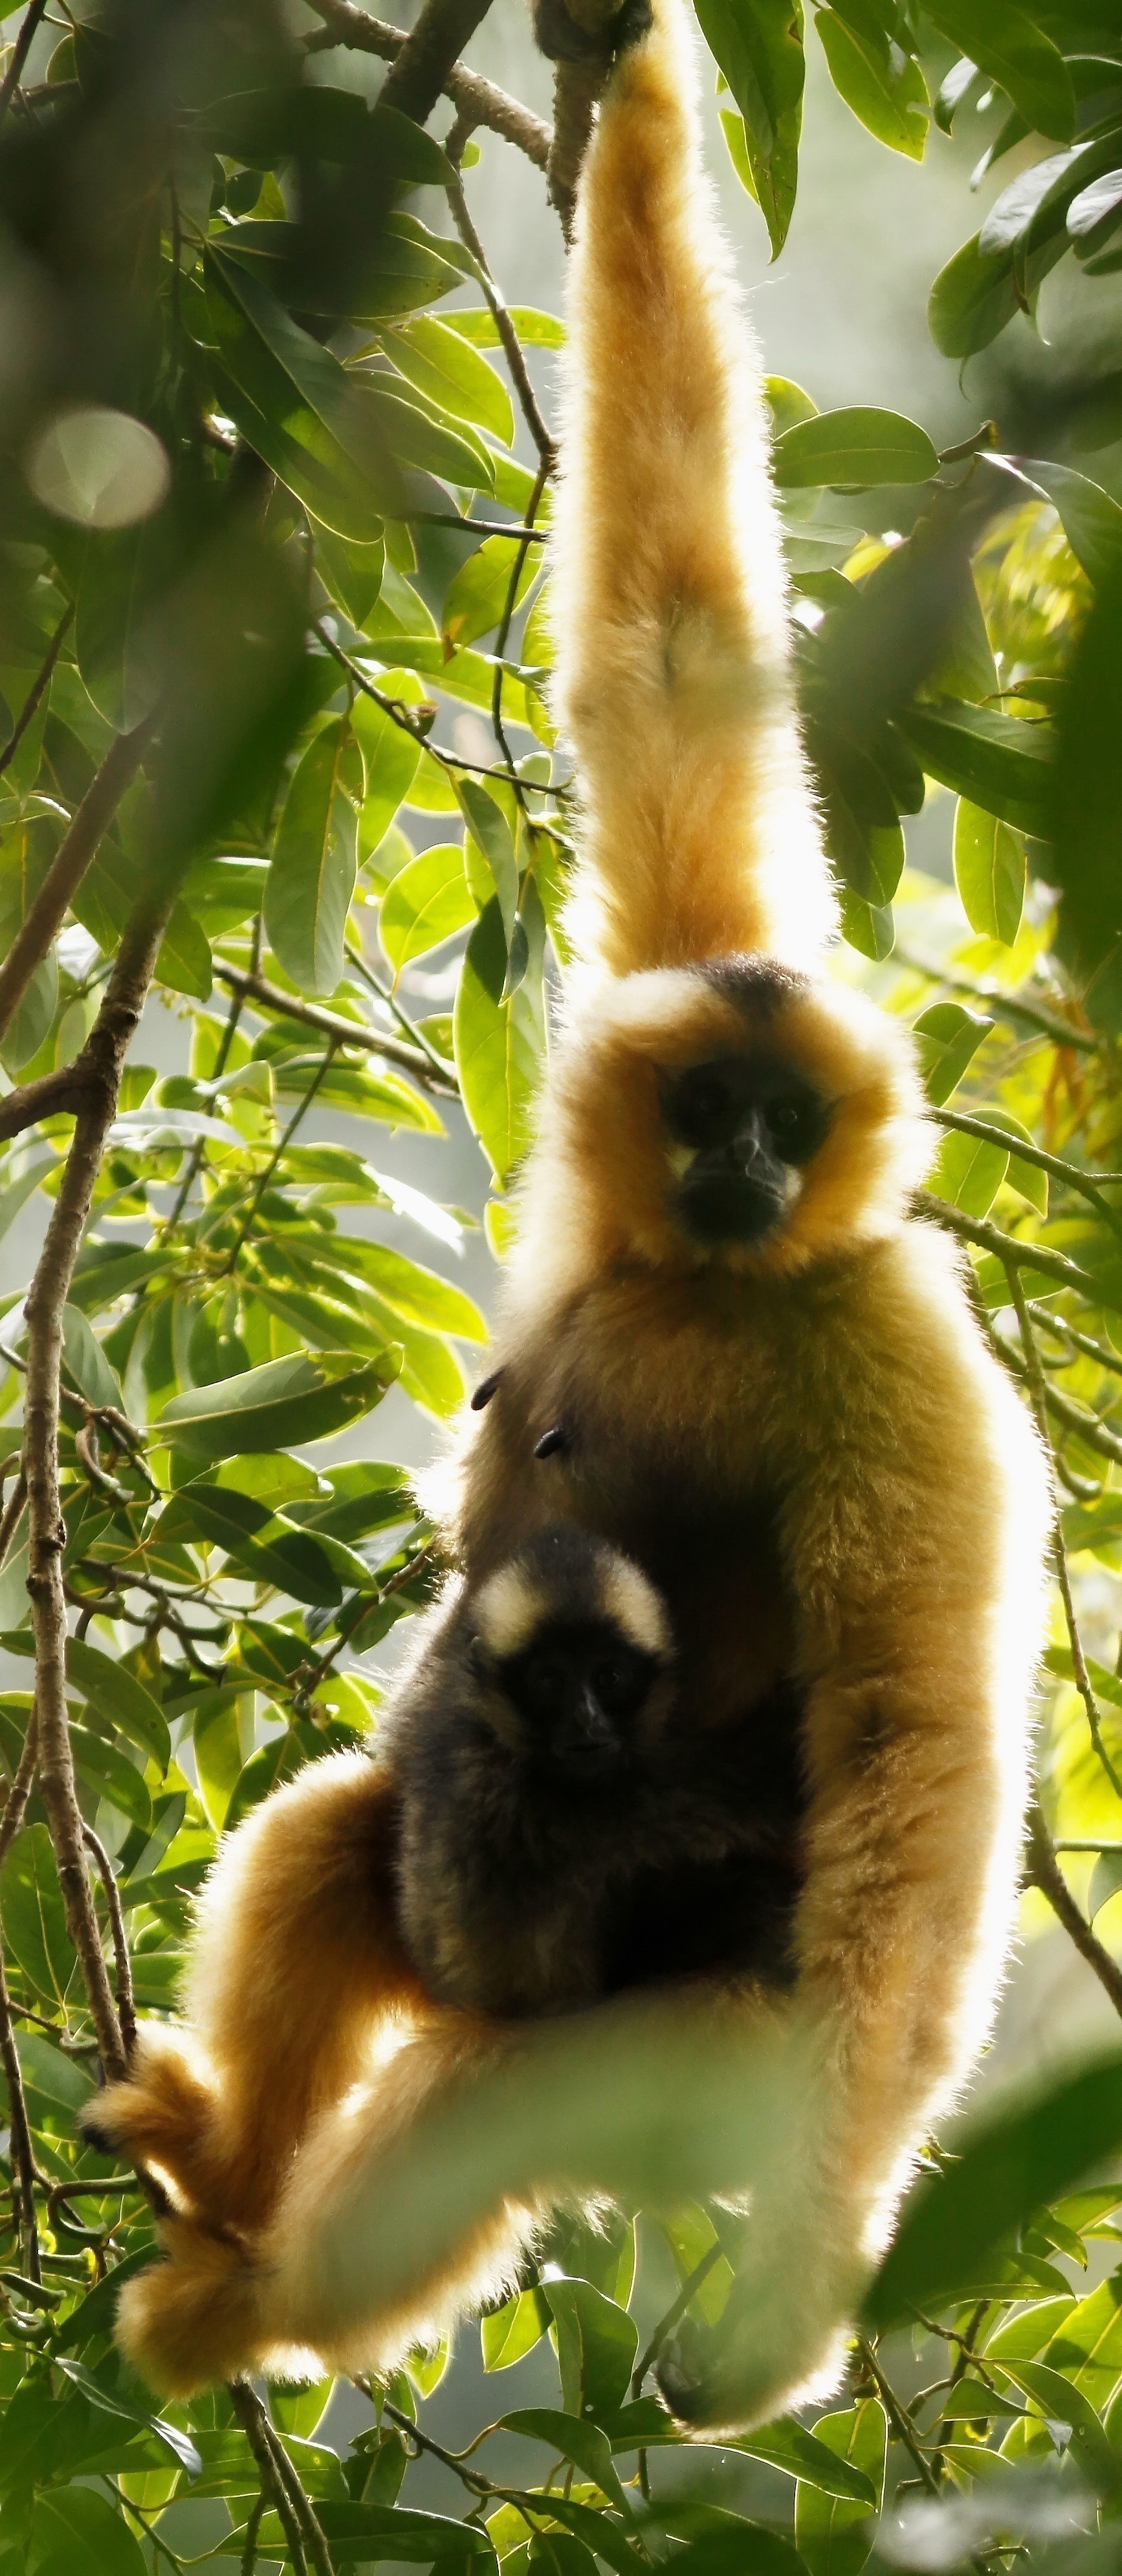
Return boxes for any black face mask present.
[657,1057,830,1246]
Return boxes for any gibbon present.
[87,0,1050,2427]
[388,1523,807,2014]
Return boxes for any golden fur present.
[89,0,1050,2427]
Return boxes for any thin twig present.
[305,0,551,168]
[342,940,454,1086]
[897,949,1095,1053]
[492,453,551,784]
[631,2243,723,2396]
[228,2385,310,2576]
[0,1710,38,1874]
[991,1323,1122,1468]
[0,1470,26,1575]
[0,606,73,784]
[0,1937,40,2283]
[240,2494,265,2576]
[261,2416,335,2576]
[920,1196,1103,1303]
[82,1824,136,2061]
[933,1107,1122,1229]
[223,1042,338,1270]
[312,618,529,786]
[0,0,49,124]
[1026,1807,1122,2021]
[164,974,250,1233]
[856,2333,941,2495]
[443,167,556,467]
[1028,1303,1122,1384]
[23,883,185,2086]
[0,716,155,1048]
[1003,1263,1122,1801]
[212,958,454,1094]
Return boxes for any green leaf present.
[454,894,545,1184]
[204,246,400,539]
[736,2421,875,2503]
[69,1723,152,1832]
[52,2356,202,2474]
[447,307,565,350]
[380,842,476,973]
[481,2285,552,2370]
[898,701,1054,836]
[657,2529,806,2576]
[839,887,895,960]
[965,1107,1047,1215]
[31,2485,148,2576]
[928,232,1020,358]
[540,2276,639,2420]
[795,2403,886,2576]
[1000,454,1122,588]
[379,318,514,446]
[60,1304,125,1411]
[993,2359,1121,2494]
[923,0,1075,141]
[159,1351,399,1460]
[13,2030,94,2118]
[443,536,538,654]
[336,1238,487,1339]
[1,1822,77,2006]
[773,406,937,488]
[498,2410,629,2511]
[65,1636,171,1770]
[953,797,1026,944]
[271,2377,336,2438]
[455,778,518,945]
[912,1002,992,1104]
[1089,1851,1122,1920]
[693,0,805,257]
[350,692,422,842]
[815,12,928,159]
[265,719,363,997]
[1041,2269,1122,2414]
[864,2053,1122,2330]
[926,1127,1008,1217]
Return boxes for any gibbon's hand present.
[532,0,652,64]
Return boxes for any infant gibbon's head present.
[471,1525,673,1792]
[544,954,931,1279]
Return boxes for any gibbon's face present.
[546,955,932,1279]
[470,1530,672,1792]
[657,1052,831,1249]
[496,1620,656,1789]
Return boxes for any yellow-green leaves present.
[443,537,538,654]
[159,1350,399,1460]
[378,318,514,448]
[913,1002,992,1103]
[773,408,938,489]
[795,2403,886,2576]
[815,11,929,160]
[924,0,1075,142]
[265,718,362,996]
[380,842,477,976]
[694,0,805,257]
[454,893,545,1185]
[954,798,1026,945]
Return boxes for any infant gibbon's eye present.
[756,1077,830,1168]
[657,1058,752,1149]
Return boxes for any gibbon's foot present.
[81,2027,219,2215]
[655,2318,720,2425]
[116,2221,276,2401]
[533,0,652,65]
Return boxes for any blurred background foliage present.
[1,0,1122,2568]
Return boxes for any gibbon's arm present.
[85,1752,424,2233]
[552,0,835,980]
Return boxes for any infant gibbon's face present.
[470,1530,672,1795]
[657,1052,830,1248]
[492,1620,657,1790]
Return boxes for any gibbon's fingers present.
[250,1995,813,2375]
[552,0,834,977]
[93,1753,424,2236]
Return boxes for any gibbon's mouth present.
[674,1149,789,1246]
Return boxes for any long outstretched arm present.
[87,1751,423,2230]
[552,0,834,979]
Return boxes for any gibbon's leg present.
[85,1752,423,2233]
[551,0,835,979]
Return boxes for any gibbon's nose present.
[552,1683,624,1781]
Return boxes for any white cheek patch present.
[475,1565,541,1657]
[601,1558,671,1657]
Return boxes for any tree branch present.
[0,1941,40,2283]
[82,1824,137,2062]
[0,1710,38,1875]
[444,164,556,466]
[0,606,73,787]
[919,1196,1103,1303]
[228,2386,310,2576]
[0,717,154,1050]
[895,947,1096,1053]
[933,1107,1122,1229]
[548,59,606,241]
[305,0,551,168]
[1026,1806,1122,2021]
[377,0,493,126]
[212,959,456,1094]
[22,881,183,2086]
[0,0,49,127]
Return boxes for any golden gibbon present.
[86,0,1050,2428]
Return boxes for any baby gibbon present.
[87,0,1050,2429]
[389,1523,806,2015]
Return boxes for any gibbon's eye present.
[591,1652,646,1716]
[518,1652,569,1719]
[657,1058,750,1150]
[759,1079,830,1168]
